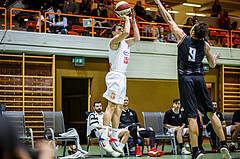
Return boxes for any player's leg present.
[110,104,124,154]
[197,76,231,159]
[99,101,120,156]
[179,76,203,159]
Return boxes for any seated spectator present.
[79,0,92,16]
[91,3,110,27]
[134,1,151,21]
[63,0,79,15]
[87,101,129,157]
[50,9,68,34]
[219,11,231,31]
[193,18,199,25]
[163,98,190,155]
[211,0,221,17]
[182,17,193,35]
[166,31,177,43]
[158,26,165,42]
[119,96,164,157]
[36,9,51,32]
[203,101,240,152]
[143,20,159,38]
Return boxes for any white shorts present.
[95,128,125,138]
[226,125,232,136]
[103,71,126,105]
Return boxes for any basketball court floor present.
[58,143,240,159]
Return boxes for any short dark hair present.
[93,101,101,107]
[193,22,208,40]
[212,100,217,103]
[173,98,180,103]
[111,23,123,32]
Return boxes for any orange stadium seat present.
[68,31,79,35]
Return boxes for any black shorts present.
[178,75,215,118]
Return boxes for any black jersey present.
[163,109,187,126]
[178,36,205,76]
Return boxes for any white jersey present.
[108,40,130,73]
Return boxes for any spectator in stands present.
[87,101,130,157]
[79,0,92,16]
[231,21,238,30]
[119,95,164,157]
[182,17,193,35]
[91,3,110,27]
[63,0,79,15]
[134,1,151,21]
[166,31,177,43]
[158,26,165,42]
[163,98,190,155]
[50,9,68,34]
[193,18,199,25]
[211,0,221,17]
[143,19,159,39]
[36,9,49,32]
[219,10,231,31]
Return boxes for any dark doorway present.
[62,78,89,144]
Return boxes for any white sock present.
[230,142,235,146]
[120,142,125,149]
[102,126,109,138]
[112,128,118,139]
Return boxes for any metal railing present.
[0,8,236,49]
[231,30,240,48]
[10,8,41,32]
[0,7,7,30]
[44,12,122,37]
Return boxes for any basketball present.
[115,1,131,16]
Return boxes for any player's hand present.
[116,13,130,20]
[130,9,136,22]
[214,53,221,61]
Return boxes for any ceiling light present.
[183,3,201,7]
[146,8,151,10]
[168,10,179,14]
[186,13,206,16]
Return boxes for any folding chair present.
[142,112,177,154]
[42,111,80,158]
[2,111,34,148]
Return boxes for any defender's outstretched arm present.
[154,0,185,43]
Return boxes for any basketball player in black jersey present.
[154,0,231,159]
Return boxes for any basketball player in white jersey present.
[99,10,140,157]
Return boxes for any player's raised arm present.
[154,0,185,43]
[125,10,140,46]
[205,41,221,68]
[111,14,130,45]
